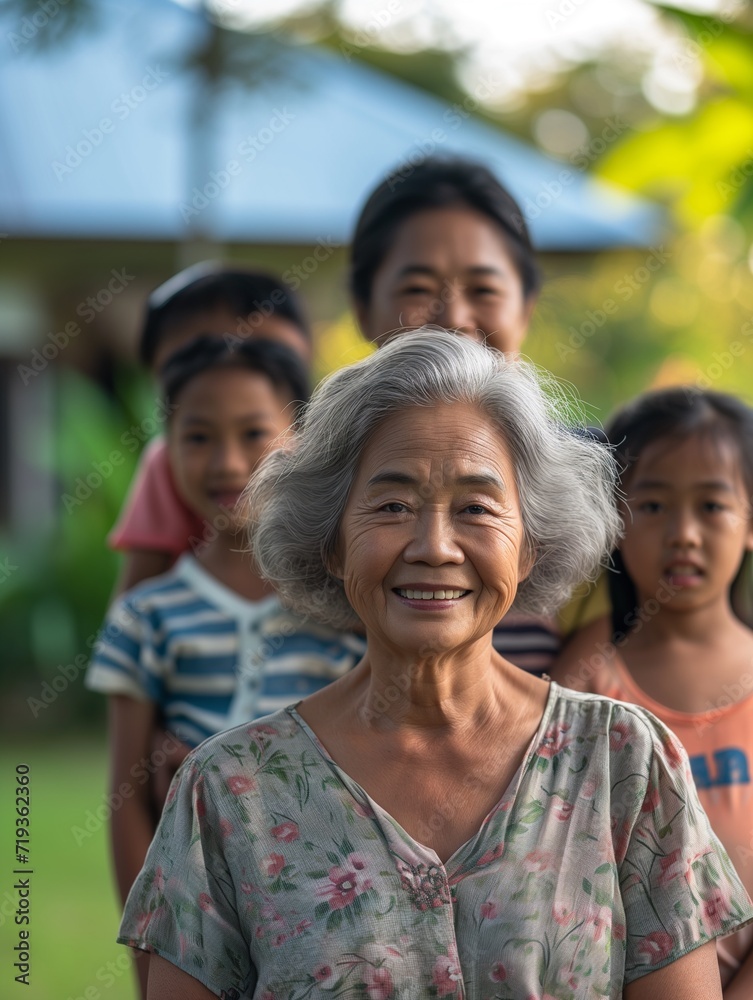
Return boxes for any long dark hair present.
[607,387,753,641]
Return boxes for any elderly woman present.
[120,331,752,999]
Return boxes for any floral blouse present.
[119,684,753,999]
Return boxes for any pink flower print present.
[312,964,336,987]
[480,899,498,920]
[489,961,507,982]
[641,784,660,814]
[637,930,674,964]
[318,865,360,910]
[198,892,214,913]
[613,922,626,941]
[432,955,463,996]
[398,862,450,911]
[658,848,685,886]
[554,799,573,821]
[703,889,731,933]
[226,774,256,795]
[152,866,165,891]
[252,723,278,736]
[579,777,599,800]
[195,794,206,817]
[587,905,611,941]
[609,721,630,752]
[477,842,505,867]
[364,966,394,999]
[259,991,276,1000]
[294,919,312,935]
[261,853,286,877]
[219,818,233,838]
[523,849,553,872]
[611,817,632,862]
[354,800,375,819]
[539,722,572,758]
[661,730,685,770]
[552,902,574,926]
[270,821,299,842]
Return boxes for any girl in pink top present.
[553,387,753,998]
[110,262,312,595]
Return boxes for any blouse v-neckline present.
[287,682,557,871]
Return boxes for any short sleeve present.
[118,756,256,997]
[84,596,164,703]
[620,711,753,982]
[108,437,203,556]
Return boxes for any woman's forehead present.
[354,403,515,483]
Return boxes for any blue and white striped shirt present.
[85,555,358,747]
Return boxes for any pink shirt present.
[108,437,204,556]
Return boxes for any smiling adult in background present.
[348,156,565,674]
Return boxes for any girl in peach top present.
[553,387,753,998]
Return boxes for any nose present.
[402,506,464,566]
[666,507,702,549]
[209,437,249,476]
[434,285,477,336]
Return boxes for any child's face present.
[621,434,753,612]
[167,367,294,533]
[153,307,311,373]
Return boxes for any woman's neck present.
[194,532,274,602]
[352,633,546,736]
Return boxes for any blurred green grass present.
[0,741,136,1000]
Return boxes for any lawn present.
[0,740,137,1000]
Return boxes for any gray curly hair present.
[246,329,621,629]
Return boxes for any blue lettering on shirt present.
[690,748,750,790]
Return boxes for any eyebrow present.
[365,471,507,491]
[395,265,506,280]
[631,478,735,492]
[179,412,276,425]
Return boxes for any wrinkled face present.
[153,307,311,373]
[168,367,295,533]
[356,206,534,356]
[621,434,753,613]
[331,402,533,655]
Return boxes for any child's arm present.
[108,694,157,1000]
[724,948,753,999]
[112,550,174,599]
[108,694,158,906]
[549,616,612,692]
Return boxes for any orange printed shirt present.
[588,647,753,984]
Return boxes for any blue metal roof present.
[0,0,661,249]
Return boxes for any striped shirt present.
[84,556,356,747]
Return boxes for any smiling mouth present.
[663,564,704,584]
[394,588,470,600]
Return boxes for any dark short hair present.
[606,387,753,640]
[140,262,311,367]
[160,335,310,420]
[349,156,541,307]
